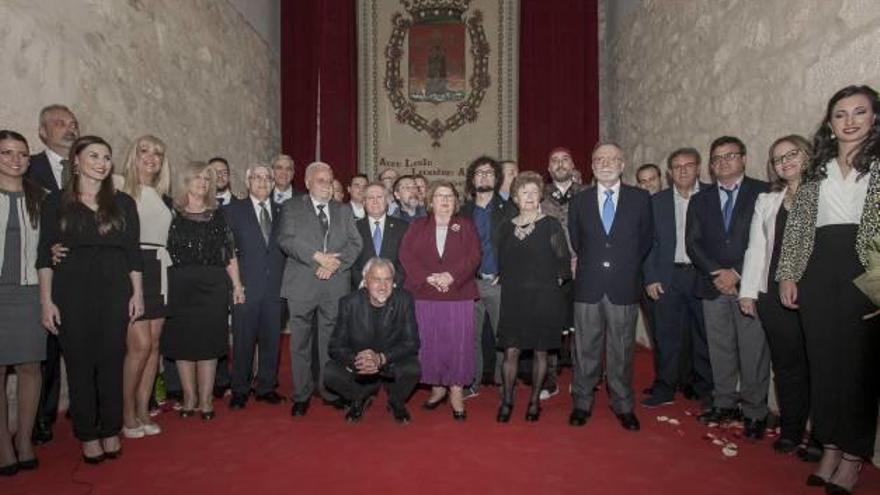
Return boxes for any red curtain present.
[280,0,357,191]
[518,0,599,182]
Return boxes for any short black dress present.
[497,216,572,351]
[161,209,235,361]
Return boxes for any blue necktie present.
[602,190,615,235]
[721,186,738,232]
[372,221,383,255]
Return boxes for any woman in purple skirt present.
[399,180,481,421]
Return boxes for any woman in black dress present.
[37,135,143,463]
[777,85,880,493]
[496,171,571,422]
[0,130,46,475]
[161,161,244,420]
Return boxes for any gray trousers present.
[288,292,342,403]
[571,297,639,414]
[702,294,770,420]
[473,278,502,387]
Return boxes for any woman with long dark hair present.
[0,130,46,475]
[37,135,143,464]
[777,85,880,493]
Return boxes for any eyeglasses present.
[474,169,495,177]
[669,161,698,172]
[771,149,802,166]
[593,157,622,166]
[249,175,274,183]
[709,152,744,165]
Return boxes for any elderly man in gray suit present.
[279,162,363,417]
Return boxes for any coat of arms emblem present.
[385,0,490,147]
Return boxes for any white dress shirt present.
[817,158,869,227]
[739,189,787,299]
[216,190,233,206]
[673,183,699,263]
[46,148,65,189]
[350,202,365,219]
[310,196,330,223]
[596,181,621,212]
[369,214,386,237]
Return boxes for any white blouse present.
[817,158,869,227]
[435,225,448,257]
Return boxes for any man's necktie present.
[259,201,271,243]
[317,204,329,236]
[601,190,615,235]
[372,221,383,255]
[721,186,738,232]
[60,159,71,188]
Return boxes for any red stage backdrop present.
[281,0,599,188]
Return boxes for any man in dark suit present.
[643,148,713,408]
[459,156,516,395]
[347,173,369,219]
[271,154,303,204]
[26,104,79,445]
[210,157,235,206]
[685,136,770,440]
[389,175,426,222]
[325,258,421,424]
[568,142,653,431]
[224,164,286,410]
[278,162,363,417]
[352,182,408,289]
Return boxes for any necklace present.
[513,213,541,240]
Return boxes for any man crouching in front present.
[324,258,421,424]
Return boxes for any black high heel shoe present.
[422,395,448,410]
[525,401,541,422]
[452,409,467,421]
[0,462,19,476]
[496,402,513,423]
[82,453,106,465]
[179,409,195,418]
[201,410,216,421]
[17,457,39,470]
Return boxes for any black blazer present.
[26,151,60,193]
[685,176,769,299]
[568,184,653,305]
[223,198,285,301]
[459,193,518,273]
[328,288,420,373]
[643,182,712,288]
[352,215,408,289]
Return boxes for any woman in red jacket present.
[399,180,481,421]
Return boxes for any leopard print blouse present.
[776,160,880,282]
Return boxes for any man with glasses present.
[636,163,663,195]
[568,143,653,431]
[685,136,770,440]
[460,156,517,397]
[224,165,286,410]
[389,175,426,222]
[210,157,235,206]
[643,148,713,409]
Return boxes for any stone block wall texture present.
[604,0,880,183]
[0,0,280,195]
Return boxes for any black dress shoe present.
[452,409,467,421]
[255,391,284,404]
[323,397,349,410]
[290,400,310,417]
[387,402,411,424]
[496,402,513,423]
[679,384,698,401]
[31,420,53,446]
[421,395,448,410]
[229,394,248,410]
[0,462,19,476]
[568,408,591,427]
[697,407,739,425]
[346,400,367,423]
[82,453,106,465]
[17,457,39,470]
[615,412,641,431]
[525,402,541,422]
[743,417,766,440]
[773,437,799,454]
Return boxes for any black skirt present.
[161,265,230,361]
[138,248,167,320]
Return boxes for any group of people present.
[1,84,878,493]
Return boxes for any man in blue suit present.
[643,148,713,408]
[224,164,286,409]
[568,142,653,431]
[685,136,770,440]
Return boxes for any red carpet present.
[4,342,879,494]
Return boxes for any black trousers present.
[231,297,282,396]
[35,333,63,424]
[799,225,879,458]
[651,265,713,400]
[757,283,809,442]
[323,357,420,404]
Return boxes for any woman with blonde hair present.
[118,135,173,439]
[161,162,244,421]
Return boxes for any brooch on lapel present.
[450,223,461,233]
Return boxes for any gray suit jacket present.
[278,194,363,301]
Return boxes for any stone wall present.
[0,0,280,195]
[604,0,880,182]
